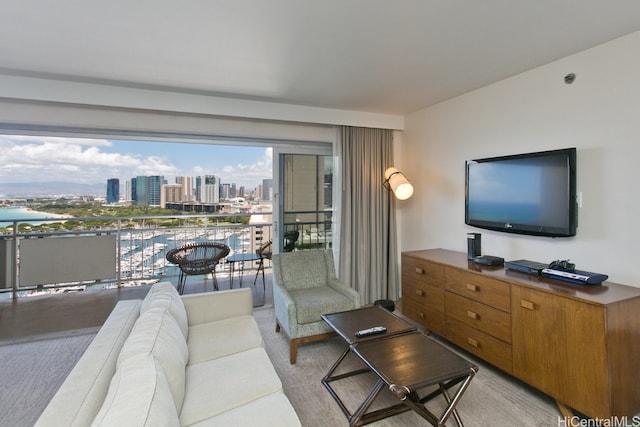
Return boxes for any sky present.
[0,135,272,189]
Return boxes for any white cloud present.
[0,136,273,190]
[185,147,272,189]
[0,135,178,184]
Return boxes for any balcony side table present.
[226,252,264,291]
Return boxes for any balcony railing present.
[0,211,332,299]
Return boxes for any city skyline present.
[0,135,273,190]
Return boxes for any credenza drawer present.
[445,292,511,343]
[401,255,444,289]
[445,268,511,312]
[446,317,513,374]
[401,295,445,336]
[402,281,444,312]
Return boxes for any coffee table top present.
[321,305,417,344]
[352,332,478,391]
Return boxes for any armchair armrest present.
[273,281,298,336]
[181,288,253,326]
[327,277,361,308]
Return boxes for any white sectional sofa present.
[35,282,301,427]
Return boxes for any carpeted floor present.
[0,330,97,427]
[252,307,562,426]
[0,306,580,427]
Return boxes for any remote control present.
[355,326,387,338]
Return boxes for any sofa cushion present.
[119,306,188,413]
[187,314,263,364]
[289,286,356,324]
[186,393,301,427]
[141,281,189,338]
[180,348,282,426]
[91,353,180,427]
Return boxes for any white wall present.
[400,31,640,287]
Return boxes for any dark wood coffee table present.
[322,305,417,345]
[321,306,478,426]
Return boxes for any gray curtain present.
[337,126,398,305]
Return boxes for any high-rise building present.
[135,176,148,205]
[130,177,137,203]
[197,175,220,203]
[106,178,119,204]
[125,180,132,201]
[220,183,231,200]
[134,175,164,206]
[175,176,194,201]
[262,178,273,201]
[161,184,184,208]
[148,176,164,206]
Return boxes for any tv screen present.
[465,148,577,237]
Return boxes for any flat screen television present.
[465,148,577,237]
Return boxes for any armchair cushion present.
[275,250,331,290]
[289,287,356,324]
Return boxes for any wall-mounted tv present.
[465,148,577,237]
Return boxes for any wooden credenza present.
[401,248,640,419]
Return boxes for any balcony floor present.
[0,270,273,343]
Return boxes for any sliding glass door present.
[272,146,332,254]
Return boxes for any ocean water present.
[0,207,67,227]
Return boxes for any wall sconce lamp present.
[384,167,414,200]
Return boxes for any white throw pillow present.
[119,306,188,413]
[91,353,180,427]
[141,281,189,338]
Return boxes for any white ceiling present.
[1,1,640,115]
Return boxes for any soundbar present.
[541,268,609,285]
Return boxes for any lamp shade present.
[384,167,414,200]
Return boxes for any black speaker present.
[467,233,481,259]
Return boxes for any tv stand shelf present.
[401,248,640,419]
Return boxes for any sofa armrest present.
[181,288,253,326]
[35,300,142,427]
[327,278,361,308]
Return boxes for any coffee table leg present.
[441,386,464,427]
[322,345,376,422]
[401,367,476,427]
[349,378,385,426]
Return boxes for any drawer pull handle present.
[467,337,479,348]
[467,310,478,320]
[418,312,425,319]
[466,283,478,292]
[415,289,424,297]
[415,267,424,274]
[520,300,535,310]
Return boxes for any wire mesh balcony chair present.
[283,230,299,252]
[253,230,299,286]
[165,242,231,294]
